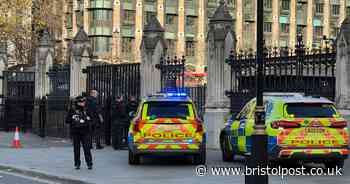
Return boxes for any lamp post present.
[245,0,268,183]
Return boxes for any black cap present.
[75,96,86,103]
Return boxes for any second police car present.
[128,91,206,165]
[220,93,349,169]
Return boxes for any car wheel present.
[324,160,344,170]
[221,135,234,162]
[193,145,206,165]
[128,149,140,165]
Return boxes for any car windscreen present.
[285,103,337,118]
[144,101,193,119]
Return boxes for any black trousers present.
[90,126,102,148]
[72,132,93,167]
[95,126,102,146]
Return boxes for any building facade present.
[61,0,350,70]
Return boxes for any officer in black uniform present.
[112,96,128,123]
[111,96,128,149]
[86,90,104,149]
[66,96,93,170]
[126,96,138,118]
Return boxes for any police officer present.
[86,90,104,150]
[113,96,128,123]
[126,96,138,119]
[111,96,128,149]
[66,96,93,170]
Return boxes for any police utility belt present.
[71,111,91,129]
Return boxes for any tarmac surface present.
[0,114,349,184]
[0,171,58,184]
[0,137,349,184]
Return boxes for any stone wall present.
[204,2,236,149]
[336,17,350,110]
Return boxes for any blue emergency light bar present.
[166,92,187,97]
[162,87,190,97]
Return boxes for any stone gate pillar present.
[32,29,54,135]
[69,27,92,97]
[35,30,54,99]
[204,1,236,149]
[140,15,167,97]
[0,42,7,96]
[336,17,350,116]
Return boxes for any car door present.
[226,104,249,153]
[244,100,271,154]
[233,103,251,153]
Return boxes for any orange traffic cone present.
[12,127,22,148]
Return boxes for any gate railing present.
[47,64,70,98]
[225,35,336,114]
[85,63,140,146]
[188,85,206,119]
[36,64,71,138]
[3,71,35,98]
[1,71,35,131]
[156,56,185,90]
[85,63,141,105]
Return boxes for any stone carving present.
[336,17,350,109]
[35,29,54,98]
[69,27,92,97]
[140,15,167,97]
[204,1,236,149]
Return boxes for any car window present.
[135,102,142,116]
[284,103,337,118]
[265,101,273,117]
[143,101,194,119]
[247,100,272,118]
[236,103,251,120]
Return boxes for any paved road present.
[1,147,349,184]
[1,118,350,184]
[0,171,56,184]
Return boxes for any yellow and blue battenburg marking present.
[224,95,349,159]
[128,88,205,152]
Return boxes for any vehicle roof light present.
[264,92,304,97]
[161,87,189,97]
[166,92,188,97]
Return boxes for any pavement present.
[0,132,70,149]
[0,131,349,184]
[0,114,349,184]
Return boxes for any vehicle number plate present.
[305,127,324,134]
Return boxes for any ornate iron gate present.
[43,64,71,138]
[1,71,35,131]
[85,63,140,147]
[84,58,203,148]
[47,64,70,98]
[86,63,140,103]
[188,86,206,118]
[225,36,336,115]
[156,56,185,89]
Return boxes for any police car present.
[220,93,349,169]
[128,90,206,165]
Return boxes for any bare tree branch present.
[0,0,62,65]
